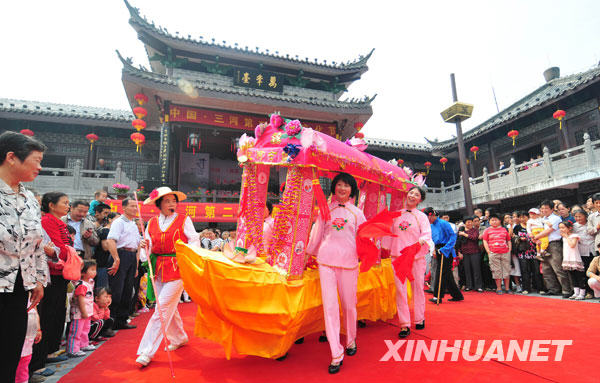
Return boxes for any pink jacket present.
[390,209,433,259]
[307,202,366,269]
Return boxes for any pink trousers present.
[393,255,426,328]
[67,318,90,354]
[15,354,32,383]
[318,265,358,362]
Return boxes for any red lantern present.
[397,159,404,166]
[134,93,148,106]
[439,157,448,170]
[132,119,147,131]
[20,129,34,137]
[187,133,201,155]
[85,133,99,151]
[553,110,566,130]
[354,132,364,139]
[354,122,364,131]
[133,107,147,119]
[130,132,145,152]
[507,130,519,146]
[470,145,479,160]
[424,161,432,175]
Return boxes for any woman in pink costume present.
[306,172,366,374]
[391,186,432,338]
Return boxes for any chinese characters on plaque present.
[233,68,283,93]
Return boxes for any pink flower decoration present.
[284,120,302,137]
[270,113,284,129]
[149,189,159,200]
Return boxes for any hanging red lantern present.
[133,107,147,119]
[132,119,147,131]
[130,132,145,152]
[85,133,99,151]
[470,145,479,160]
[354,122,364,131]
[134,93,148,106]
[397,159,404,166]
[20,129,34,137]
[553,109,566,130]
[507,130,519,146]
[424,161,432,175]
[439,157,448,170]
[354,132,364,139]
[187,133,201,154]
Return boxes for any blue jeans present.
[95,267,109,289]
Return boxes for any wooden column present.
[488,141,498,172]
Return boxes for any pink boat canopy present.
[237,114,419,192]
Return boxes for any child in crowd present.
[573,209,595,298]
[89,287,115,342]
[526,208,547,260]
[88,190,108,215]
[67,260,97,357]
[482,212,512,294]
[513,211,541,294]
[559,221,586,300]
[15,302,41,383]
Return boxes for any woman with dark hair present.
[136,187,199,367]
[30,192,72,372]
[306,172,365,374]
[390,185,432,338]
[0,131,47,382]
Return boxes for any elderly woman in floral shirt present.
[0,131,48,382]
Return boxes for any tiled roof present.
[118,51,375,111]
[124,0,373,73]
[365,137,432,152]
[431,65,600,150]
[0,97,133,122]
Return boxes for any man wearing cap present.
[106,198,143,330]
[425,208,463,304]
[136,187,199,367]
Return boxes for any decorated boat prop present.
[176,113,424,359]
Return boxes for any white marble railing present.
[26,160,138,201]
[426,133,600,211]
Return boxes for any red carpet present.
[59,293,594,383]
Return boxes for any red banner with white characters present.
[106,200,238,223]
[168,105,338,136]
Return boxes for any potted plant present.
[135,186,148,200]
[112,183,130,200]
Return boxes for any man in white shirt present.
[533,200,572,297]
[107,199,143,329]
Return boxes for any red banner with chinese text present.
[168,105,338,136]
[106,200,238,223]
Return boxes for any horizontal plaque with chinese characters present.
[233,68,283,93]
[107,200,238,223]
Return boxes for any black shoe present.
[562,293,572,299]
[476,288,484,292]
[328,360,343,374]
[398,327,411,338]
[429,298,441,304]
[424,289,434,294]
[319,334,328,343]
[449,297,464,302]
[101,329,116,337]
[294,337,304,344]
[275,353,288,361]
[115,322,137,330]
[357,320,367,328]
[415,320,425,330]
[345,343,357,356]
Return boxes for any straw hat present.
[143,186,187,205]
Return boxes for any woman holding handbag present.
[30,192,73,373]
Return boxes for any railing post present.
[584,133,594,169]
[482,166,490,193]
[73,159,82,191]
[510,157,518,186]
[543,146,553,179]
[116,162,123,183]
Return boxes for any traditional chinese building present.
[120,0,375,202]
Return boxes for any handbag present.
[62,246,83,281]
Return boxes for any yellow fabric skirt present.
[176,241,409,359]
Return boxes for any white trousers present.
[394,256,426,328]
[137,279,188,357]
[588,278,600,298]
[319,265,358,362]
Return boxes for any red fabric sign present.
[106,200,238,223]
[168,105,338,136]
